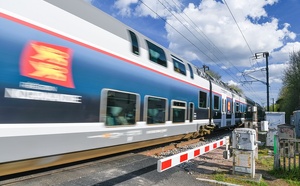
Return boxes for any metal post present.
[265,52,269,112]
[252,106,258,159]
[203,65,209,72]
[254,52,270,112]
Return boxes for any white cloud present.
[242,62,288,83]
[112,0,297,68]
[164,0,295,67]
[111,0,297,101]
[228,80,239,86]
[269,63,289,83]
[113,0,182,17]
[221,65,228,70]
[271,42,300,62]
[112,0,296,68]
[113,0,139,16]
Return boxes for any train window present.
[103,90,139,126]
[128,30,139,55]
[145,96,167,124]
[172,58,186,76]
[171,100,186,123]
[214,95,220,110]
[241,104,245,112]
[235,102,240,112]
[199,91,207,108]
[146,40,167,67]
[187,63,194,79]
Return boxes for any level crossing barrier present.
[157,136,230,172]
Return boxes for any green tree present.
[205,69,244,94]
[228,84,244,94]
[278,51,300,120]
[206,70,221,80]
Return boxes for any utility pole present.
[265,52,269,112]
[203,65,209,72]
[255,52,270,112]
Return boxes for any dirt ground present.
[180,146,290,186]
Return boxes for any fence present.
[274,137,300,171]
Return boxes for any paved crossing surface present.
[2,154,213,186]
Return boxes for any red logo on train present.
[20,41,74,88]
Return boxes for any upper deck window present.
[146,40,167,67]
[187,63,194,79]
[128,30,139,55]
[172,56,186,76]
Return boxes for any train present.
[0,0,259,176]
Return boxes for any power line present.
[154,0,242,83]
[223,0,266,79]
[167,0,244,75]
[223,0,254,56]
[138,0,265,102]
[160,0,264,101]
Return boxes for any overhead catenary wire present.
[168,0,243,73]
[165,0,263,101]
[137,0,265,103]
[223,0,266,79]
[156,0,265,102]
[143,0,241,83]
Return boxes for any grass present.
[210,147,300,186]
[212,173,268,186]
[270,168,300,182]
[256,147,274,170]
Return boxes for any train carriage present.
[0,0,248,175]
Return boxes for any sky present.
[86,0,300,107]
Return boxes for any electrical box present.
[277,124,295,139]
[291,110,300,138]
[266,130,277,147]
[232,128,257,178]
[233,150,253,174]
[232,128,256,151]
[261,121,269,132]
[265,112,285,129]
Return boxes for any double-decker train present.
[0,0,257,176]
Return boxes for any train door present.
[226,97,233,126]
[197,90,210,121]
[231,98,236,126]
[212,94,221,127]
[188,102,194,122]
[221,97,227,127]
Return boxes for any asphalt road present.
[2,154,213,186]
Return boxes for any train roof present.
[44,0,244,98]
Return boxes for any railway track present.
[138,129,232,157]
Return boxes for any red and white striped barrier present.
[157,136,230,172]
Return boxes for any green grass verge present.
[211,147,300,185]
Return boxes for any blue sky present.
[87,0,300,107]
